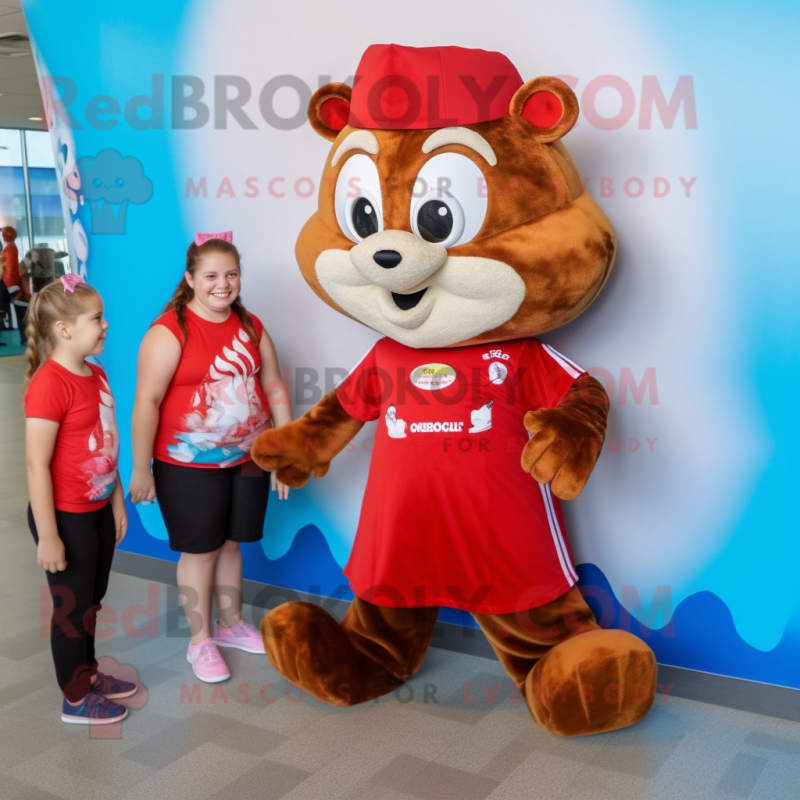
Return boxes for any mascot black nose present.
[373,250,402,269]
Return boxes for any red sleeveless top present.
[152,306,272,468]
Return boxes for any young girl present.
[130,232,291,683]
[25,274,138,725]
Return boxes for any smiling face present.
[298,83,616,349]
[91,174,126,200]
[57,294,109,358]
[185,252,241,318]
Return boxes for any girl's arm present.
[259,328,293,428]
[258,329,293,499]
[110,476,127,544]
[130,326,182,503]
[26,418,66,572]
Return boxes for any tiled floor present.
[2,352,799,799]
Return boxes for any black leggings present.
[28,502,116,702]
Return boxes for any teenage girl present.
[130,233,292,682]
[25,274,138,725]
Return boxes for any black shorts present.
[152,459,270,554]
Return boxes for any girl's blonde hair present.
[25,279,100,386]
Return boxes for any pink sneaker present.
[213,619,266,654]
[187,638,231,683]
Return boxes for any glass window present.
[0,129,31,256]
[25,130,69,268]
[1,128,71,298]
[24,130,57,168]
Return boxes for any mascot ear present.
[509,77,579,142]
[309,83,353,141]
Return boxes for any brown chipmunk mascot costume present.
[252,44,657,737]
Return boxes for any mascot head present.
[297,44,615,349]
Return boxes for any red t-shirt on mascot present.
[24,360,119,512]
[337,337,584,614]
[152,306,272,468]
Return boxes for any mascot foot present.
[525,629,657,737]
[261,599,439,706]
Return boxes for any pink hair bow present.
[195,231,233,246]
[61,273,86,293]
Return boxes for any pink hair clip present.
[61,273,86,293]
[195,231,233,246]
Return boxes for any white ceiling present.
[0,0,45,130]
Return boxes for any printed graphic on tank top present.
[168,326,270,466]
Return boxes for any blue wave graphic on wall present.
[121,500,799,688]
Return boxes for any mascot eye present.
[115,177,125,188]
[335,153,384,243]
[350,194,381,239]
[410,152,488,247]
[411,191,464,246]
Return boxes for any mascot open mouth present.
[392,288,428,310]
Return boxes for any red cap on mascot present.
[346,44,524,130]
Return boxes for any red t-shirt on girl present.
[152,306,272,468]
[24,360,119,513]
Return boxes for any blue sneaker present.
[91,671,138,700]
[62,692,128,725]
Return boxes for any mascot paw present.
[251,428,284,466]
[526,629,657,737]
[261,602,400,706]
[521,408,602,500]
[251,425,330,488]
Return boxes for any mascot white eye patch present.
[335,154,384,243]
[410,153,488,247]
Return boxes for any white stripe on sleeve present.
[542,343,584,380]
